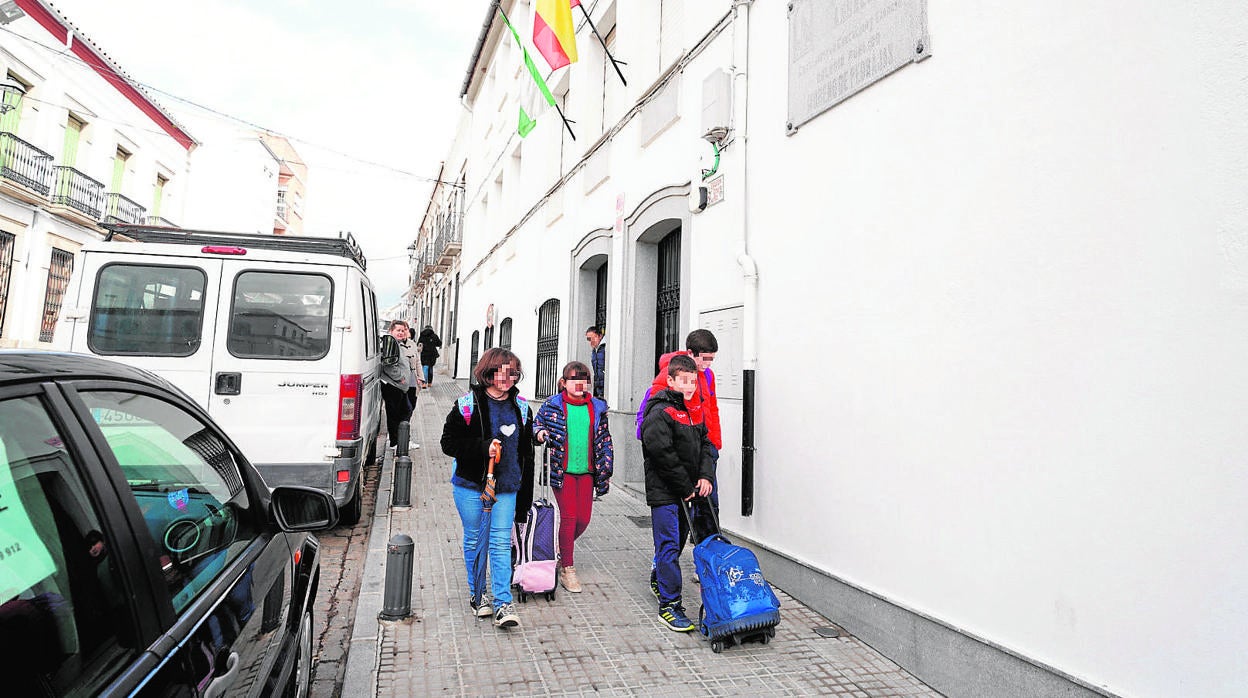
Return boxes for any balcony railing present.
[51,166,106,219]
[104,192,146,225]
[0,132,54,195]
[434,212,462,267]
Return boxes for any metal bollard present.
[378,534,414,621]
[396,421,410,455]
[392,455,412,508]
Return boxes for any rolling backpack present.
[681,498,781,652]
[511,446,560,601]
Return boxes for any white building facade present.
[428,2,1247,696]
[0,0,195,348]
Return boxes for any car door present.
[0,383,158,696]
[65,382,295,697]
[66,255,223,407]
[207,262,345,470]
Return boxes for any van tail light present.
[201,245,247,255]
[337,374,362,440]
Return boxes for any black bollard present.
[396,421,410,455]
[392,455,412,508]
[378,533,414,621]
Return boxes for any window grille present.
[483,324,494,349]
[535,299,560,399]
[595,264,608,332]
[655,231,681,371]
[0,231,13,336]
[499,317,513,350]
[469,330,480,382]
[39,248,74,342]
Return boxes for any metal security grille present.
[470,330,480,379]
[595,264,608,331]
[0,231,13,336]
[655,231,681,371]
[535,299,560,399]
[499,317,512,350]
[483,325,494,349]
[39,248,73,342]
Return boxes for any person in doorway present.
[417,325,442,385]
[585,326,606,399]
[380,320,417,452]
[533,361,614,593]
[640,354,714,632]
[635,329,720,541]
[440,348,539,629]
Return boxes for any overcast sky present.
[47,0,490,309]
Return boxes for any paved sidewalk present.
[343,377,941,697]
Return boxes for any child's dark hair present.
[685,329,718,355]
[559,361,592,389]
[474,347,523,385]
[585,325,603,336]
[667,353,697,377]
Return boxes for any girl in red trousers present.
[533,361,614,592]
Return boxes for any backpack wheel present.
[711,640,725,654]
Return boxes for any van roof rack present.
[100,224,368,271]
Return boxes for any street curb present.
[341,444,394,698]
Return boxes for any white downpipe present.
[733,0,757,371]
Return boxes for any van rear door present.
[206,262,345,472]
[65,253,221,405]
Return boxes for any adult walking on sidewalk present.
[417,325,442,385]
[441,348,539,629]
[533,361,614,593]
[380,321,417,452]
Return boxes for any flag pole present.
[577,3,627,86]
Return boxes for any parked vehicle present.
[0,350,335,696]
[55,225,383,524]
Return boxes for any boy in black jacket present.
[640,354,714,632]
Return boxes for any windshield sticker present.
[0,439,58,601]
[168,488,190,512]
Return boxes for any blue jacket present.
[534,392,614,496]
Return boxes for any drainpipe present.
[732,0,758,517]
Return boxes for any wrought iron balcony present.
[51,166,105,219]
[0,132,54,195]
[434,212,462,269]
[103,192,146,225]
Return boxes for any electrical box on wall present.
[699,305,743,400]
[702,69,731,137]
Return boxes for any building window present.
[483,324,494,350]
[595,263,608,331]
[152,174,167,221]
[535,298,560,399]
[499,317,512,350]
[655,230,681,371]
[0,230,14,336]
[470,329,480,382]
[275,188,287,221]
[39,248,74,342]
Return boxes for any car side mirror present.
[379,334,400,366]
[271,486,339,531]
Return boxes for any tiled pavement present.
[344,375,941,697]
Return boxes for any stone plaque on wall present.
[787,0,930,132]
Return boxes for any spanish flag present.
[533,0,579,71]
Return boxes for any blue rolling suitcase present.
[681,499,781,653]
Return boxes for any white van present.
[56,225,383,524]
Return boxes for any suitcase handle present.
[679,496,722,545]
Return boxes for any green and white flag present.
[501,10,557,137]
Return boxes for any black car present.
[0,351,336,696]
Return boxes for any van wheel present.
[340,478,363,526]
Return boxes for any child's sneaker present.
[560,566,583,593]
[469,596,492,618]
[650,569,659,598]
[658,603,695,632]
[493,602,520,628]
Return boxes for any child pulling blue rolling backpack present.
[681,498,781,653]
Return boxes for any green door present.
[109,148,128,218]
[57,117,83,201]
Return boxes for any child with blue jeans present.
[441,348,538,629]
[639,354,715,632]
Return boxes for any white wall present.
[175,110,279,234]
[740,3,1247,697]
